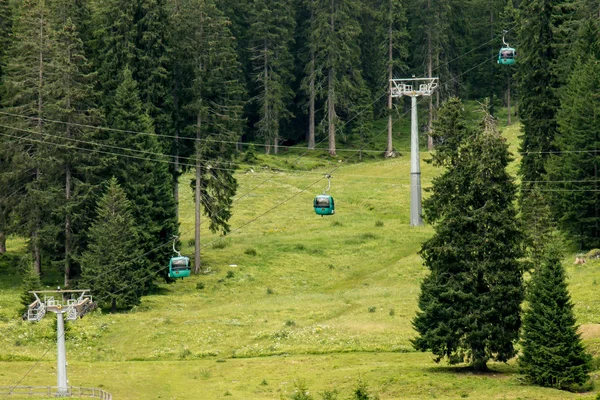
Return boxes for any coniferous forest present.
[1,0,600,397]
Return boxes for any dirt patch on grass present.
[579,324,600,339]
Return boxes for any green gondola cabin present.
[314,194,335,216]
[498,47,516,65]
[169,256,191,279]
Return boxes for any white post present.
[389,77,438,227]
[56,312,68,396]
[410,96,423,226]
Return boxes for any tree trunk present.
[489,10,495,116]
[426,0,434,151]
[472,358,488,373]
[386,2,394,158]
[507,74,512,125]
[194,112,202,274]
[0,231,6,254]
[111,298,117,314]
[65,165,71,287]
[32,230,41,275]
[308,42,316,149]
[173,80,181,222]
[273,136,278,154]
[328,0,336,157]
[64,73,72,288]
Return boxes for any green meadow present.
[0,115,599,399]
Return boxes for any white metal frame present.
[25,290,96,397]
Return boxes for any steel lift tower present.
[25,289,96,397]
[390,77,438,226]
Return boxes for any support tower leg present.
[410,96,423,226]
[56,312,68,397]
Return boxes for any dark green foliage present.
[242,144,258,163]
[350,377,374,400]
[248,0,296,153]
[20,262,43,313]
[1,0,56,275]
[179,0,245,235]
[520,187,554,271]
[520,242,592,389]
[546,56,600,249]
[307,0,372,155]
[517,0,560,188]
[101,67,177,282]
[0,0,12,80]
[81,178,145,312]
[45,4,102,284]
[289,379,313,400]
[413,99,523,371]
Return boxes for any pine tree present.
[81,178,144,312]
[1,0,55,275]
[20,261,43,314]
[101,67,177,283]
[517,0,560,189]
[0,0,12,80]
[379,0,408,156]
[0,0,14,254]
[176,0,244,273]
[545,54,600,249]
[248,0,296,154]
[45,0,102,286]
[92,0,174,150]
[520,187,554,271]
[520,242,592,389]
[309,0,370,156]
[413,99,523,371]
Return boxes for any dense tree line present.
[0,0,530,294]
[0,0,598,303]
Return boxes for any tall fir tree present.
[517,0,560,190]
[0,0,13,254]
[81,178,145,312]
[520,242,592,389]
[545,42,600,249]
[176,0,244,273]
[0,0,12,80]
[413,99,523,371]
[92,0,174,171]
[45,0,102,286]
[101,67,177,283]
[248,0,296,154]
[0,0,55,275]
[20,260,43,314]
[379,0,408,156]
[309,0,371,156]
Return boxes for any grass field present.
[0,113,599,399]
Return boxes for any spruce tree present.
[102,67,177,283]
[517,0,560,189]
[309,0,370,156]
[520,242,592,389]
[545,39,600,248]
[248,0,296,154]
[81,178,144,312]
[20,261,43,314]
[45,1,102,286]
[413,99,523,371]
[177,0,244,273]
[1,0,55,275]
[0,0,12,80]
[0,0,13,253]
